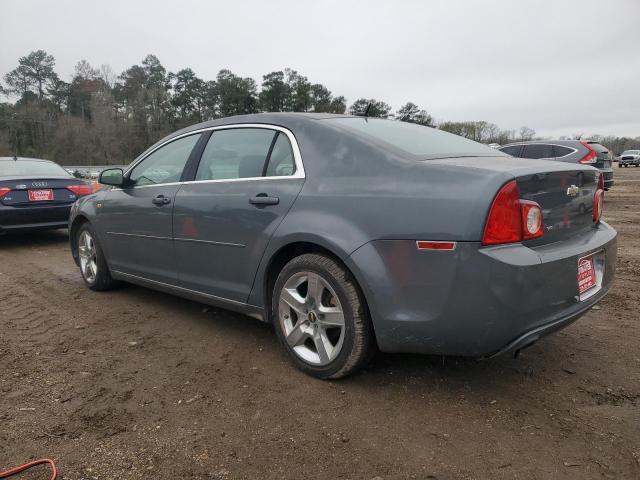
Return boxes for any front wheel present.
[272,253,375,379]
[76,223,117,291]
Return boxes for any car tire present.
[76,223,117,291]
[272,253,375,379]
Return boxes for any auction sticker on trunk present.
[578,255,597,295]
[28,189,54,201]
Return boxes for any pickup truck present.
[619,150,640,167]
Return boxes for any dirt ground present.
[1,167,639,480]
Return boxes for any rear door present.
[173,126,305,303]
[98,133,203,284]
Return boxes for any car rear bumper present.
[346,221,617,357]
[599,168,614,188]
[0,203,72,233]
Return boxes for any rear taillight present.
[66,184,92,196]
[482,180,544,246]
[0,187,10,199]
[593,174,604,223]
[579,141,597,164]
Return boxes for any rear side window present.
[499,145,522,157]
[325,118,502,158]
[553,145,574,157]
[265,133,296,177]
[522,144,554,159]
[196,128,276,181]
[130,133,202,186]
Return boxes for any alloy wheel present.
[278,271,346,366]
[78,230,98,283]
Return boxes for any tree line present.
[0,50,637,166]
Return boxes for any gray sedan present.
[69,113,617,379]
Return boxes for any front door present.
[173,127,304,303]
[98,133,203,284]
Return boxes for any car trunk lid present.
[427,156,599,244]
[516,169,598,245]
[0,177,87,206]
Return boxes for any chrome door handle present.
[249,194,279,206]
[152,195,171,206]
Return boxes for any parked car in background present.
[1,157,92,233]
[69,113,616,379]
[619,150,640,167]
[499,140,614,190]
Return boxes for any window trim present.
[120,124,305,189]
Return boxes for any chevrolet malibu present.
[69,113,617,379]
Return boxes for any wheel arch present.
[258,240,375,338]
[69,214,91,265]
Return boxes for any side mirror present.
[99,168,125,187]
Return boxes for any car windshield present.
[622,150,639,155]
[587,143,608,153]
[324,117,504,159]
[0,159,71,177]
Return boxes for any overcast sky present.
[1,0,639,138]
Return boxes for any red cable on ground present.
[0,458,57,480]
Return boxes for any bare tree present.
[100,64,115,89]
[519,126,536,141]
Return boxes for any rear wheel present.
[272,253,375,379]
[76,223,117,291]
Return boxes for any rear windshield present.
[587,142,608,153]
[0,160,71,177]
[325,118,503,158]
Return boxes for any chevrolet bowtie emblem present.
[566,185,580,197]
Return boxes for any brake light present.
[66,184,92,196]
[579,142,597,164]
[0,187,10,199]
[482,180,544,245]
[593,174,604,223]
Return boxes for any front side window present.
[129,133,202,186]
[522,144,554,159]
[195,128,277,181]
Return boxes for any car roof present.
[139,113,370,160]
[175,112,353,135]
